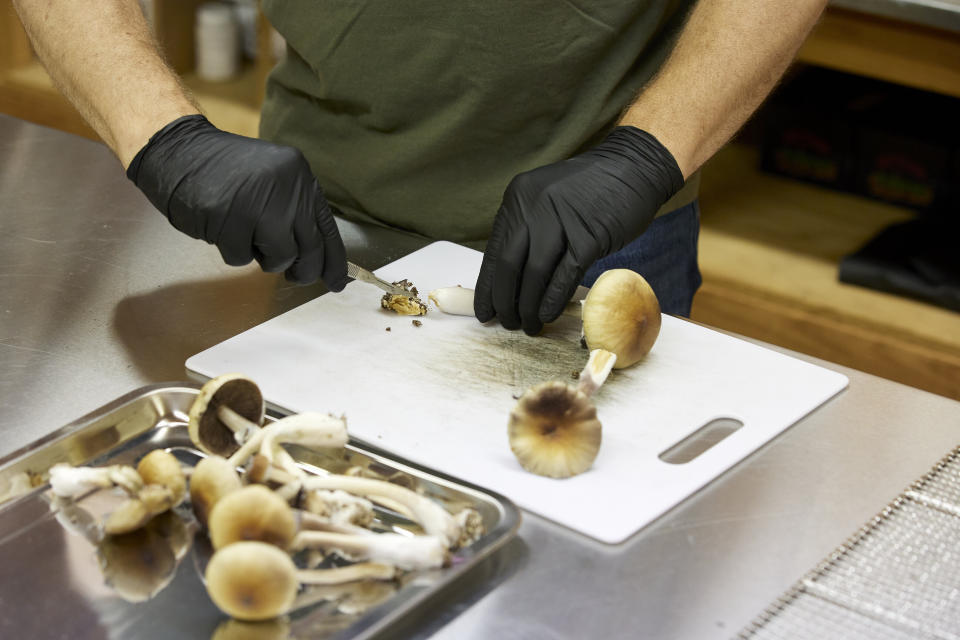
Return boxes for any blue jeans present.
[582,201,702,317]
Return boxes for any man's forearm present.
[13,0,200,167]
[620,0,827,178]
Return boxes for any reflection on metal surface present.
[0,384,521,639]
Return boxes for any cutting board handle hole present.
[658,417,744,464]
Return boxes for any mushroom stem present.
[575,349,617,397]
[302,489,375,529]
[48,463,143,499]
[291,530,446,571]
[295,509,374,536]
[217,404,261,446]
[301,475,460,548]
[227,413,348,468]
[296,562,396,585]
[428,286,581,318]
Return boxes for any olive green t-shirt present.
[260,2,699,249]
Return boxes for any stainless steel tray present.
[0,383,522,639]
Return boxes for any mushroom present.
[380,279,427,316]
[103,483,176,535]
[426,285,475,316]
[429,268,661,368]
[301,475,461,548]
[296,508,376,537]
[227,412,348,469]
[189,374,265,457]
[48,462,179,535]
[454,507,485,548]
[48,463,143,499]
[207,485,297,550]
[508,348,616,478]
[136,449,187,506]
[205,541,395,621]
[580,268,660,368]
[302,489,375,529]
[290,530,447,571]
[189,455,243,528]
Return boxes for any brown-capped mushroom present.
[429,268,660,368]
[189,455,242,528]
[189,374,265,457]
[581,269,660,368]
[508,349,616,478]
[137,449,186,506]
[205,542,299,621]
[205,541,395,621]
[207,484,298,550]
[103,484,177,535]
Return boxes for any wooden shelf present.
[693,144,960,400]
[797,7,960,99]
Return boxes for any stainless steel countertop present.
[2,113,959,639]
[832,0,960,32]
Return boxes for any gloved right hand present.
[126,114,347,288]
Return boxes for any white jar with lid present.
[195,2,239,82]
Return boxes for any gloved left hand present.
[474,126,685,335]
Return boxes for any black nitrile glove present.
[127,115,347,288]
[474,126,684,335]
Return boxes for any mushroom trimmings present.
[380,279,427,316]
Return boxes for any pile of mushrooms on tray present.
[46,373,484,623]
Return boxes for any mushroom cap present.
[208,484,297,550]
[508,381,602,479]
[189,374,264,457]
[205,541,298,621]
[189,455,242,528]
[581,269,661,369]
[137,449,186,506]
[97,527,177,602]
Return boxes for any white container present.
[195,3,239,82]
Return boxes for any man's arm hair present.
[13,0,200,167]
[620,0,828,178]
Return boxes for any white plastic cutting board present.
[187,241,848,544]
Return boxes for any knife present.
[346,261,417,298]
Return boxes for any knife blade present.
[346,261,417,298]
